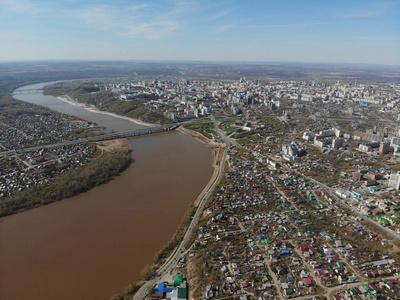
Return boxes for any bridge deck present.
[14,89,44,94]
[0,125,179,157]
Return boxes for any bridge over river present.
[0,124,179,157]
[14,89,44,94]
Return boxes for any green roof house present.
[173,274,183,286]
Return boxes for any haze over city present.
[2,1,400,300]
[0,0,399,65]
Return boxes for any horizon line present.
[0,58,399,68]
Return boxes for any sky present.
[0,0,399,65]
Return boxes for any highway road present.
[210,115,242,148]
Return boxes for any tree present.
[110,294,123,300]
[124,283,138,295]
[141,264,156,280]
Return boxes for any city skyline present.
[0,0,399,65]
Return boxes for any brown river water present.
[0,84,213,299]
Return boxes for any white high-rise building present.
[389,173,400,190]
[392,137,400,147]
[319,128,335,137]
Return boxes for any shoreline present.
[96,138,132,152]
[132,127,227,299]
[0,140,132,218]
[178,127,226,206]
[13,83,223,297]
[57,95,156,127]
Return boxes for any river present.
[0,83,213,299]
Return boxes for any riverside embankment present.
[0,83,214,300]
[132,127,227,300]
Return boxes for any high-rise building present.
[365,131,384,143]
[302,132,314,141]
[359,144,372,152]
[353,172,362,182]
[388,173,400,190]
[332,138,343,149]
[383,127,388,137]
[391,137,399,147]
[334,128,342,137]
[379,142,390,155]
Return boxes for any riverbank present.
[122,128,226,300]
[4,82,215,300]
[111,129,223,300]
[178,127,225,206]
[0,139,132,217]
[57,95,156,127]
[178,127,225,166]
[128,127,227,300]
[96,138,132,152]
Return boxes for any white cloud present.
[0,1,182,40]
[0,0,47,14]
[217,24,235,32]
[207,9,235,22]
[71,3,181,39]
[73,5,113,31]
[123,21,178,39]
[216,22,327,32]
[340,1,398,18]
[246,22,328,29]
[124,4,149,12]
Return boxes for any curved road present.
[210,115,242,148]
